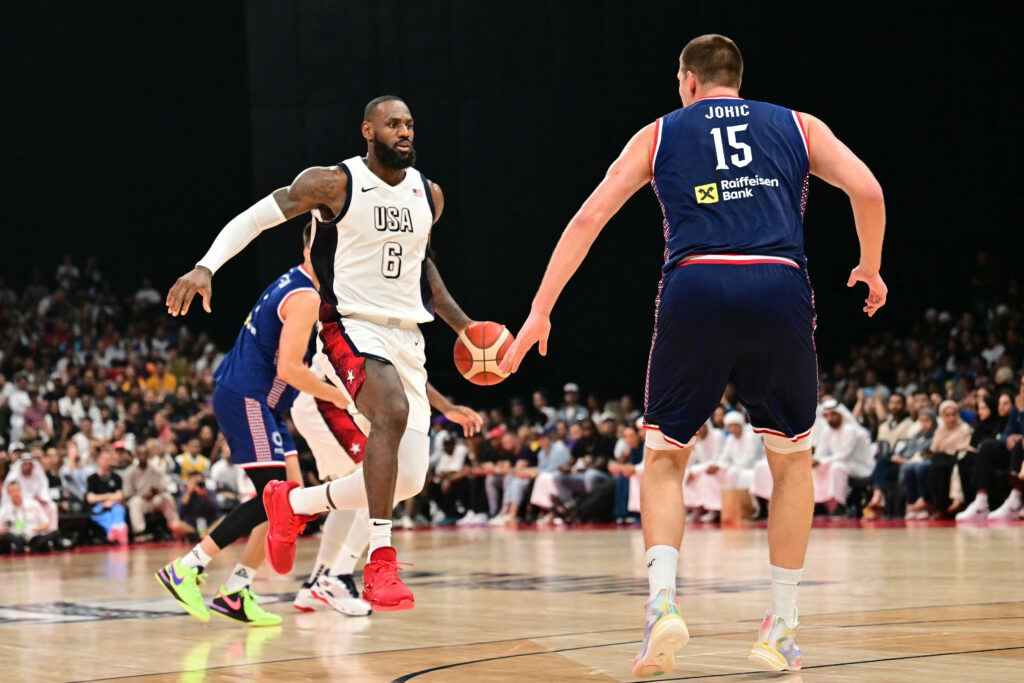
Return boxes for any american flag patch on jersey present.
[412,188,423,197]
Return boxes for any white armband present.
[196,194,287,275]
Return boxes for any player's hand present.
[167,266,213,317]
[444,404,483,437]
[846,266,887,317]
[329,387,351,411]
[500,310,551,374]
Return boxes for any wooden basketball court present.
[2,522,1022,681]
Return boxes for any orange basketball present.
[453,321,514,386]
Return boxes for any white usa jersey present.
[309,156,435,326]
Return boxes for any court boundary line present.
[70,602,1024,682]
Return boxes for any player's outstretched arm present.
[166,166,348,317]
[500,123,656,374]
[276,290,351,409]
[802,113,887,317]
[426,382,483,437]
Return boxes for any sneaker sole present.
[632,616,689,678]
[155,570,210,623]
[367,597,415,612]
[748,643,800,671]
[210,604,281,627]
[311,589,373,617]
[293,603,317,612]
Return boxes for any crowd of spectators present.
[0,252,1021,555]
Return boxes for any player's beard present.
[374,137,416,169]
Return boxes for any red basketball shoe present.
[263,481,318,575]
[362,547,415,611]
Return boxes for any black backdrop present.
[3,2,1019,407]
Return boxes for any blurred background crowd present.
[0,253,1021,554]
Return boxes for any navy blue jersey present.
[651,96,809,270]
[214,265,317,413]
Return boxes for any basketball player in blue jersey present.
[502,35,886,675]
[166,96,479,611]
[157,224,352,626]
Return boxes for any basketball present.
[453,321,514,386]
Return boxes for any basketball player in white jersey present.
[167,95,478,611]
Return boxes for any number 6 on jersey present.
[382,241,403,279]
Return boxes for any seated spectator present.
[923,400,974,518]
[40,447,72,515]
[124,444,186,540]
[69,418,98,460]
[557,383,588,425]
[60,440,94,501]
[551,419,613,510]
[177,438,210,479]
[959,385,1021,520]
[901,408,939,519]
[532,390,556,427]
[877,392,918,447]
[86,447,128,545]
[812,400,873,516]
[864,393,921,516]
[0,481,68,553]
[607,426,644,523]
[3,448,58,531]
[488,431,538,526]
[427,432,474,525]
[209,449,243,511]
[529,428,573,524]
[177,472,220,537]
[688,411,762,522]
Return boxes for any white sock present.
[645,545,679,600]
[289,473,370,515]
[332,508,370,575]
[180,544,212,570]
[368,518,392,554]
[1009,490,1022,506]
[974,492,989,509]
[224,563,257,593]
[769,565,802,627]
[310,510,352,583]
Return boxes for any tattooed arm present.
[166,166,348,316]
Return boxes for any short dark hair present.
[302,221,313,249]
[364,95,404,122]
[679,34,743,88]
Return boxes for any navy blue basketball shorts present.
[643,258,818,451]
[212,384,297,470]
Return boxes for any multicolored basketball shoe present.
[632,588,690,678]
[210,587,282,626]
[749,611,802,671]
[156,558,210,622]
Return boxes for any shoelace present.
[368,559,413,588]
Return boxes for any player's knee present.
[394,430,429,501]
[374,393,410,435]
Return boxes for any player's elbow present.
[276,359,298,384]
[853,178,884,207]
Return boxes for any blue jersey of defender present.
[214,265,317,413]
[652,96,809,270]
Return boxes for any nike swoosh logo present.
[169,565,184,586]
[361,186,377,193]
[221,593,242,611]
[371,521,390,526]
